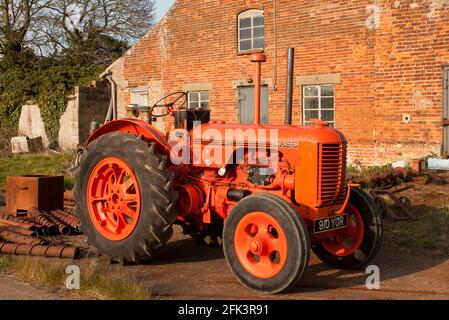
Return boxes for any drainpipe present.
[102,71,117,124]
[273,0,278,91]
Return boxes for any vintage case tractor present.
[75,50,383,294]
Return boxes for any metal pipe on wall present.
[273,0,278,91]
[285,48,295,125]
[103,72,117,124]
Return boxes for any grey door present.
[238,86,269,125]
[444,67,449,157]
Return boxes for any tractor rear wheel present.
[312,188,383,270]
[74,132,178,264]
[223,194,310,294]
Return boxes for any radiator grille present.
[318,143,347,206]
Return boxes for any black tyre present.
[223,194,310,294]
[74,132,178,264]
[312,188,383,270]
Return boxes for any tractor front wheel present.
[312,188,383,270]
[223,194,310,294]
[74,132,178,264]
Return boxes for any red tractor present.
[75,50,383,294]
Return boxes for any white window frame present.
[238,10,265,52]
[302,84,335,127]
[188,91,210,110]
[130,87,149,108]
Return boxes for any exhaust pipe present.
[250,53,267,126]
[285,48,295,125]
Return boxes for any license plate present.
[313,215,349,234]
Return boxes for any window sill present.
[237,49,264,56]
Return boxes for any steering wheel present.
[150,92,188,118]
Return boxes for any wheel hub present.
[249,239,264,255]
[234,212,288,279]
[87,157,141,241]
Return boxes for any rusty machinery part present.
[75,132,179,264]
[372,188,416,221]
[0,214,43,229]
[312,188,383,270]
[39,212,71,235]
[370,192,389,218]
[0,224,37,237]
[150,92,188,118]
[0,218,37,231]
[50,210,82,233]
[398,196,412,209]
[64,190,76,203]
[0,229,48,246]
[6,176,64,214]
[0,243,79,259]
[223,194,310,294]
[28,210,59,235]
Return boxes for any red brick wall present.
[108,0,449,166]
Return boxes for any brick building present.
[103,0,449,166]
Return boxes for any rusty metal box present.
[6,176,64,213]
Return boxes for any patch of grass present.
[0,256,150,300]
[384,205,449,255]
[0,152,75,189]
[0,255,13,271]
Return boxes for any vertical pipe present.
[285,48,295,125]
[273,0,278,91]
[254,61,262,126]
[251,53,267,126]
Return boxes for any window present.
[302,84,335,127]
[238,10,264,52]
[188,91,210,110]
[131,87,149,107]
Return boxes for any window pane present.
[240,17,251,28]
[321,98,334,110]
[253,16,264,27]
[304,86,318,97]
[321,85,334,97]
[240,40,252,51]
[189,102,200,109]
[200,91,209,101]
[253,26,264,38]
[200,102,209,109]
[304,98,319,110]
[189,93,199,102]
[240,28,251,40]
[305,110,319,122]
[322,110,335,122]
[253,37,264,49]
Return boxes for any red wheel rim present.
[87,157,141,241]
[321,204,365,257]
[234,212,288,279]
